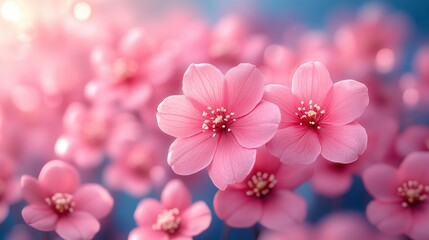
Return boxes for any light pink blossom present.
[363,152,429,240]
[264,61,369,164]
[21,160,113,240]
[0,155,20,223]
[395,125,429,157]
[129,179,211,240]
[214,147,311,230]
[157,63,281,190]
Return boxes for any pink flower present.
[395,125,429,157]
[129,179,211,240]
[21,160,113,240]
[0,155,20,223]
[213,147,311,230]
[156,63,281,190]
[363,152,429,240]
[264,62,369,164]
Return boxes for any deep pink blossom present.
[21,160,113,240]
[0,155,20,223]
[363,152,429,239]
[129,179,211,240]
[157,63,281,190]
[214,147,311,230]
[264,61,369,164]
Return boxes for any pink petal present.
[362,164,400,201]
[22,205,57,231]
[232,101,280,149]
[21,176,47,204]
[171,236,192,240]
[134,199,163,227]
[260,190,306,231]
[253,147,281,173]
[56,211,100,240]
[266,127,321,164]
[128,227,169,240]
[213,189,262,227]
[323,80,369,125]
[182,64,225,108]
[395,126,429,157]
[398,152,429,183]
[38,160,80,195]
[180,201,211,236]
[225,63,264,117]
[263,84,299,128]
[276,165,313,190]
[122,83,152,110]
[73,184,113,219]
[156,95,203,138]
[311,169,352,197]
[168,133,217,176]
[291,62,333,105]
[74,147,103,169]
[366,201,412,235]
[0,204,9,223]
[161,179,192,212]
[319,123,367,164]
[208,136,256,190]
[409,205,429,240]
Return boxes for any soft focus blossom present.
[363,152,429,239]
[395,125,429,157]
[129,179,211,240]
[0,155,20,223]
[264,61,369,164]
[157,63,281,189]
[21,160,113,240]
[214,147,311,230]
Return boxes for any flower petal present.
[161,179,192,212]
[134,199,163,227]
[323,80,369,125]
[180,201,211,236]
[232,101,280,148]
[291,62,333,105]
[263,84,299,128]
[266,127,321,165]
[38,160,80,195]
[56,211,100,240]
[276,164,313,190]
[73,184,113,219]
[366,201,412,235]
[22,205,57,231]
[128,227,169,240]
[182,64,225,108]
[208,136,256,190]
[395,126,429,157]
[398,152,429,184]
[319,123,367,164]
[213,189,262,227]
[0,204,9,223]
[225,63,264,117]
[156,95,203,138]
[311,169,352,197]
[260,190,306,231]
[409,205,429,240]
[21,176,47,204]
[168,133,217,176]
[362,164,400,201]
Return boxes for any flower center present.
[201,107,236,137]
[295,100,326,129]
[246,171,277,198]
[397,180,429,208]
[45,193,75,214]
[152,208,181,234]
[112,58,139,84]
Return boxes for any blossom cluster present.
[0,1,428,240]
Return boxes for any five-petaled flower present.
[157,63,281,190]
[264,61,369,164]
[21,160,113,240]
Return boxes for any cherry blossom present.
[157,63,280,190]
[264,61,369,164]
[21,160,113,240]
[129,179,211,240]
[0,155,20,223]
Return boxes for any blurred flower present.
[363,152,429,240]
[264,61,369,164]
[214,147,310,230]
[129,179,211,240]
[0,154,20,223]
[157,63,280,190]
[21,160,113,239]
[395,125,429,158]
